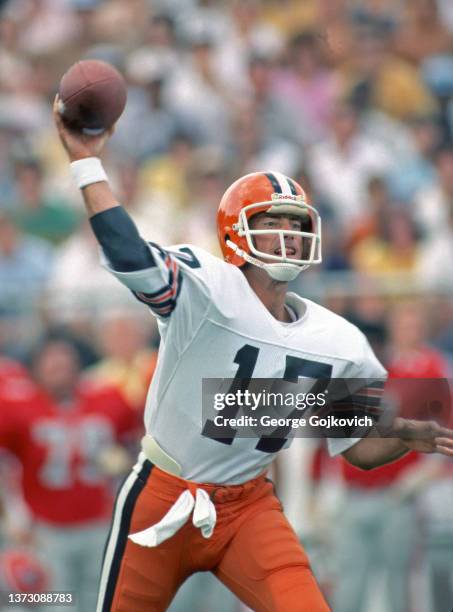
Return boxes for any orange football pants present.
[96,458,330,612]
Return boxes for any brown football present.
[58,60,127,134]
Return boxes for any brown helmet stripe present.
[287,178,298,195]
[264,172,282,193]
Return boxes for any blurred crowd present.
[0,0,452,357]
[0,0,453,611]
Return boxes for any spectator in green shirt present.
[10,158,81,245]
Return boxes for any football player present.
[53,99,453,612]
[0,333,140,612]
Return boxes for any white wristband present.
[70,157,108,189]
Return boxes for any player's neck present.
[243,266,291,323]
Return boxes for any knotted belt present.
[129,435,216,547]
[129,488,216,547]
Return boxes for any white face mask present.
[227,197,322,281]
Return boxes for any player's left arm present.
[342,418,453,470]
[334,328,453,469]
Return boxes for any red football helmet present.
[217,171,321,281]
[0,548,50,593]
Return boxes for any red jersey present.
[340,345,449,489]
[386,347,449,379]
[0,358,28,383]
[0,376,141,526]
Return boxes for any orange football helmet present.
[217,171,321,281]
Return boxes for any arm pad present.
[90,207,155,272]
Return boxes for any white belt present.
[140,434,182,476]
[129,436,217,547]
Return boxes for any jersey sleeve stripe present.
[133,269,183,318]
[135,293,176,310]
[135,264,178,305]
[129,264,176,300]
[367,381,386,388]
[330,403,383,414]
[131,243,183,316]
[133,251,180,303]
[327,382,386,419]
[332,395,382,408]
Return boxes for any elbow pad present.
[90,207,155,272]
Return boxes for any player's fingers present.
[436,445,453,456]
[434,426,453,438]
[53,98,81,143]
[53,94,62,120]
[435,437,453,448]
[412,421,453,440]
[53,96,66,133]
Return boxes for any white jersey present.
[103,243,386,484]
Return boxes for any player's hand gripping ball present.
[57,59,127,134]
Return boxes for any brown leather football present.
[58,59,127,134]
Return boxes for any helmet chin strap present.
[226,240,306,282]
[265,263,303,282]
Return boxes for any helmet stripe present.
[287,178,298,195]
[264,172,281,193]
[272,171,295,196]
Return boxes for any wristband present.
[70,157,108,189]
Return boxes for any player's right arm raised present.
[53,95,118,217]
[53,95,207,322]
[54,96,157,276]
